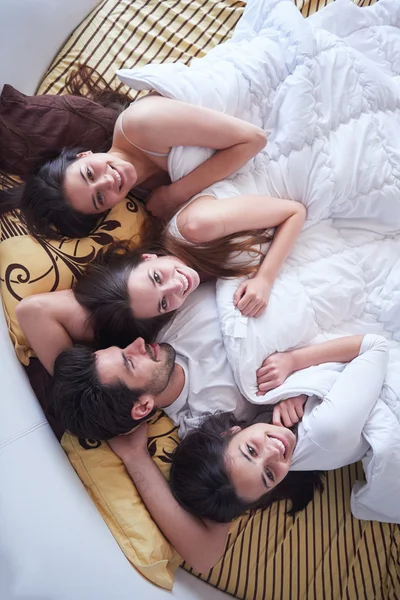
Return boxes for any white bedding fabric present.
[118,0,400,523]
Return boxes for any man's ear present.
[141,253,158,261]
[221,426,241,438]
[76,150,93,158]
[131,394,155,420]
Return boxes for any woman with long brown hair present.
[16,183,305,355]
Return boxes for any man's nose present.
[127,337,146,355]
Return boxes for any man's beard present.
[148,342,176,395]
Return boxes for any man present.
[19,282,251,441]
[16,280,316,572]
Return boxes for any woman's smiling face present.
[63,151,138,213]
[127,254,201,318]
[225,423,297,503]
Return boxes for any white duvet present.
[118,0,400,522]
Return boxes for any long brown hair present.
[64,64,132,117]
[162,228,272,279]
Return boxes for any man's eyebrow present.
[80,166,98,211]
[239,446,270,490]
[148,271,162,314]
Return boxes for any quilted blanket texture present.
[118,0,400,523]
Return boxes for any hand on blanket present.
[234,275,271,317]
[108,422,149,463]
[256,351,295,394]
[146,184,183,220]
[272,394,307,428]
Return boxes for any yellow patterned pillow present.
[0,198,146,364]
[61,411,181,590]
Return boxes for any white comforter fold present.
[119,0,400,230]
[118,0,400,523]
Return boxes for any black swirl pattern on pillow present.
[0,198,140,302]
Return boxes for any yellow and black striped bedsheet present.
[186,462,399,600]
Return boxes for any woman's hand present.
[146,184,184,220]
[272,394,307,427]
[108,423,149,463]
[234,275,271,318]
[256,351,295,395]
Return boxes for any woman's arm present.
[16,289,93,374]
[118,97,266,217]
[257,335,366,392]
[179,193,306,316]
[306,335,389,448]
[109,425,230,573]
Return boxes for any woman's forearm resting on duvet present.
[305,335,389,448]
[171,132,266,207]
[290,335,366,373]
[254,201,306,283]
[258,335,366,392]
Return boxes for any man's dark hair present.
[50,345,153,440]
[170,410,324,523]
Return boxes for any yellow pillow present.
[0,198,146,364]
[61,412,181,590]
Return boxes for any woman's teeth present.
[270,437,286,457]
[111,165,122,190]
[177,271,189,293]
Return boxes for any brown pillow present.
[0,85,118,178]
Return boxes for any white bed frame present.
[0,2,229,598]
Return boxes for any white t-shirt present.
[158,281,249,437]
[291,334,389,471]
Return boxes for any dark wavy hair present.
[74,240,173,348]
[51,344,154,440]
[18,147,101,239]
[0,65,131,239]
[170,410,324,523]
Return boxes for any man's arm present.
[109,425,230,573]
[16,289,93,374]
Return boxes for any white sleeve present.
[306,334,389,450]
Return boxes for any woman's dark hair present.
[1,65,131,238]
[74,240,173,348]
[65,64,131,114]
[170,410,324,523]
[18,147,101,239]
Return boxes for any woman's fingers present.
[233,281,247,306]
[295,403,304,420]
[272,405,283,426]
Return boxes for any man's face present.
[95,338,176,395]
